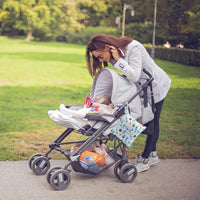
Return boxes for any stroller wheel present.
[46,167,62,184]
[28,153,43,169]
[31,156,50,175]
[114,160,124,180]
[119,163,137,183]
[50,169,71,191]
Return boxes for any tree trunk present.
[25,30,33,42]
[25,23,33,42]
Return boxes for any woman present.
[86,34,171,172]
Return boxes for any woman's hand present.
[108,45,121,61]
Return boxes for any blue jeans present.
[142,99,164,158]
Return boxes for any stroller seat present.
[48,104,116,136]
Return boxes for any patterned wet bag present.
[111,103,146,148]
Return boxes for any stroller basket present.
[71,148,119,175]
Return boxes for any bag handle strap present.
[124,103,130,114]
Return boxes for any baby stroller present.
[28,68,154,191]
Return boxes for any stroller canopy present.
[90,68,142,120]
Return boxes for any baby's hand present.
[91,97,98,102]
[109,103,114,109]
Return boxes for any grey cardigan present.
[111,40,171,103]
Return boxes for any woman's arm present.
[112,44,143,82]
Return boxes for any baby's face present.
[92,48,112,63]
[96,96,111,105]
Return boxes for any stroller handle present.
[143,68,153,79]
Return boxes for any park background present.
[0,0,199,161]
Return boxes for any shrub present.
[56,27,120,45]
[124,23,153,43]
[145,46,200,67]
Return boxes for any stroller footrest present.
[85,113,115,122]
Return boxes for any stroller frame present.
[29,69,154,191]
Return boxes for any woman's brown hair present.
[86,34,132,77]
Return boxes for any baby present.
[50,95,114,121]
[90,96,114,114]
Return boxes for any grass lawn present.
[0,36,199,160]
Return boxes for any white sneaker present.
[135,157,150,173]
[133,155,142,163]
[149,151,159,166]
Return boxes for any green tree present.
[180,0,200,48]
[77,0,108,26]
[156,0,200,48]
[101,0,123,27]
[181,0,200,34]
[0,0,199,48]
[0,0,50,39]
[0,0,83,41]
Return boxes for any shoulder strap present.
[142,69,156,113]
[150,82,156,113]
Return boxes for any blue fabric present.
[111,103,146,148]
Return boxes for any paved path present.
[0,159,199,200]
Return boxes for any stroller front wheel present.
[50,169,71,191]
[28,153,43,169]
[46,167,62,184]
[31,156,50,175]
[119,163,137,183]
[114,160,123,180]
